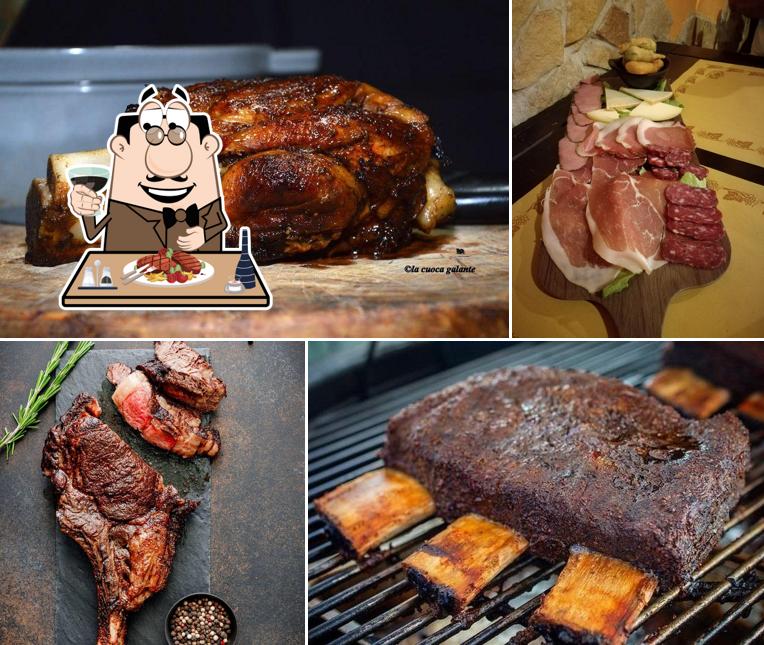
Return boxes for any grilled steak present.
[136,249,201,275]
[664,341,764,402]
[138,341,226,413]
[107,362,220,458]
[41,394,197,645]
[382,366,749,587]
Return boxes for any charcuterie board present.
[532,218,730,337]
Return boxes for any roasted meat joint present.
[26,75,456,266]
[42,394,197,645]
[310,354,757,644]
[0,340,306,643]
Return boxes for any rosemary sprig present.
[0,340,94,460]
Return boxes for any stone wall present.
[513,0,674,125]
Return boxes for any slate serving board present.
[53,348,212,645]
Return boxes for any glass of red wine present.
[67,165,110,217]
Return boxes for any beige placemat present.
[673,59,764,167]
[512,168,764,337]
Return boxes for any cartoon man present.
[68,84,229,253]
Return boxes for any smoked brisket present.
[382,366,749,587]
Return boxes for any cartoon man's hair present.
[114,83,211,143]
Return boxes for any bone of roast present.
[25,75,456,265]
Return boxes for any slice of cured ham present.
[636,121,695,150]
[559,136,588,171]
[571,103,593,127]
[596,119,646,158]
[573,81,603,114]
[566,114,589,142]
[586,160,670,274]
[615,117,646,154]
[542,168,620,293]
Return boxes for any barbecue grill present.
[307,341,764,644]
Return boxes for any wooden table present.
[60,250,270,309]
[0,224,508,337]
[0,341,305,645]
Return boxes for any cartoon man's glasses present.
[139,101,190,146]
[144,124,186,146]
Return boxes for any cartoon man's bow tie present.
[163,204,199,229]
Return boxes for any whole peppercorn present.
[169,596,234,645]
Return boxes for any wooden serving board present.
[532,200,731,337]
[0,223,508,337]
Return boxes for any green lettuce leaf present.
[680,171,707,188]
[602,269,636,298]
[655,78,668,91]
[664,97,684,108]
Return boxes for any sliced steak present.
[139,341,226,413]
[108,363,220,458]
[382,366,749,588]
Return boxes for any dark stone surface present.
[0,341,305,645]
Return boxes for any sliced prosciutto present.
[542,168,620,293]
[615,117,646,154]
[586,156,669,274]
[596,119,646,158]
[636,121,695,150]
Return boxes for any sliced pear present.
[629,101,682,121]
[620,87,674,103]
[586,108,621,123]
[605,88,641,110]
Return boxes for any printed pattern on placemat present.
[673,60,764,167]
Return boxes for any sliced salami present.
[679,164,708,179]
[646,145,692,167]
[667,203,722,225]
[665,183,718,208]
[661,232,727,270]
[648,155,667,167]
[666,218,725,241]
[652,167,680,181]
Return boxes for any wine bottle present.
[235,227,257,289]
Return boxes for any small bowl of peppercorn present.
[165,592,237,644]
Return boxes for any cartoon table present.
[60,249,270,309]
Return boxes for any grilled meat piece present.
[382,366,749,587]
[646,367,730,419]
[315,468,435,558]
[171,250,202,274]
[41,394,197,645]
[531,547,658,645]
[664,342,764,402]
[403,514,528,615]
[138,341,226,413]
[107,362,220,458]
[136,252,177,274]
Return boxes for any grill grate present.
[308,342,764,644]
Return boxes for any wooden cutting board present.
[0,223,508,337]
[531,192,731,337]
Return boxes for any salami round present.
[679,164,709,179]
[648,155,667,168]
[661,232,727,270]
[652,167,680,181]
[667,203,722,225]
[665,183,718,208]
[666,218,725,241]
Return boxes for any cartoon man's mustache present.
[144,174,188,183]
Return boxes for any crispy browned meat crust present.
[165,76,439,260]
[382,366,750,588]
[41,394,197,645]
